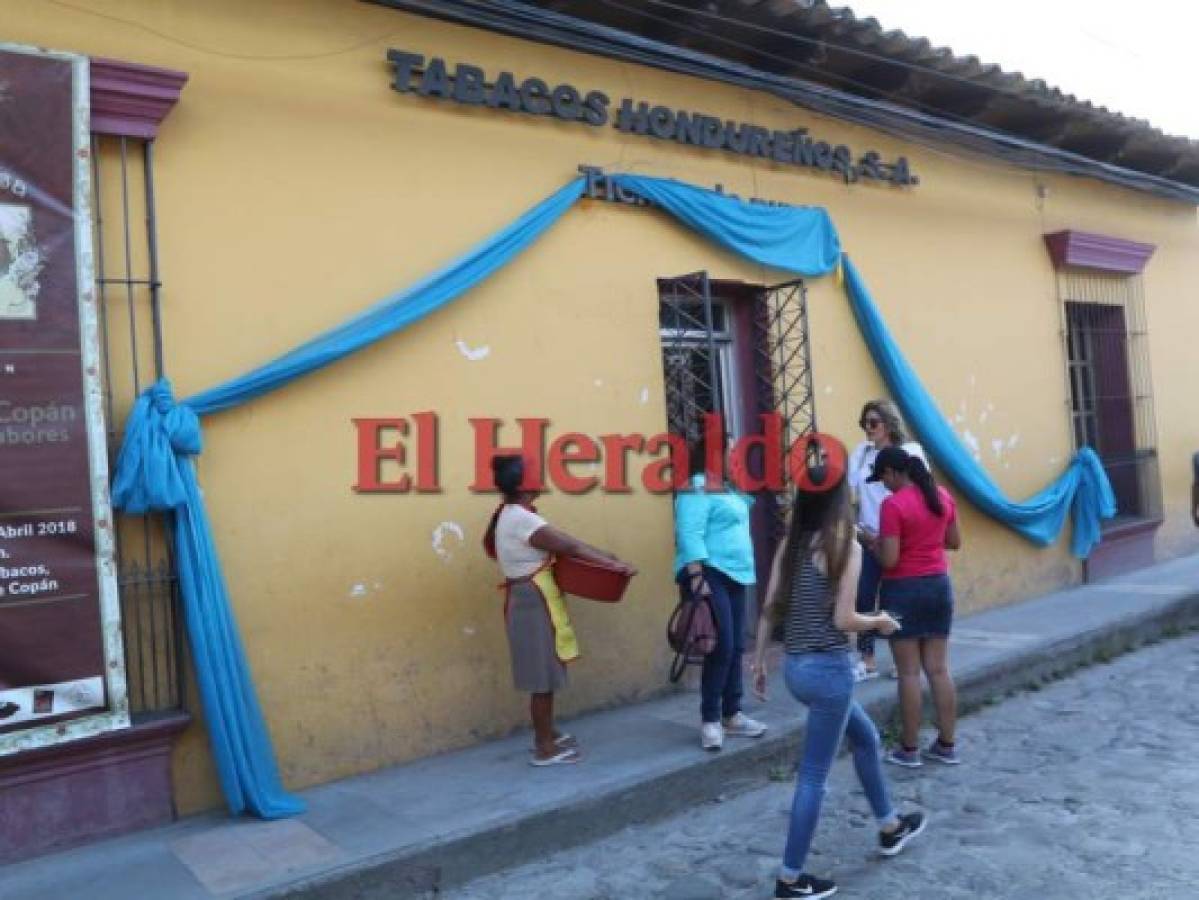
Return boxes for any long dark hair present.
[775,466,854,623]
[482,455,526,559]
[906,456,944,517]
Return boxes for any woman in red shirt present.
[864,446,962,767]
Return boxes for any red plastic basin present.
[553,556,632,603]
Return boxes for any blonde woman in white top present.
[846,399,926,681]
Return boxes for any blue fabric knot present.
[111,378,200,514]
[149,379,203,455]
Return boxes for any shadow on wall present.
[1192,452,1199,528]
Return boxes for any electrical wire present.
[475,0,1196,199]
[593,0,1126,126]
[46,0,401,62]
[581,0,1194,190]
[588,0,1024,137]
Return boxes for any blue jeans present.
[681,567,746,723]
[780,651,896,879]
[854,548,883,657]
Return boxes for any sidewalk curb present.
[269,588,1199,899]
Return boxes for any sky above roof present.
[844,0,1197,140]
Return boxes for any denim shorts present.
[879,574,953,639]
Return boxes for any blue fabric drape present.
[186,179,585,415]
[840,256,1115,557]
[610,175,842,276]
[606,177,1114,556]
[112,383,305,818]
[111,172,1113,819]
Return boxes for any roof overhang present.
[370,0,1199,205]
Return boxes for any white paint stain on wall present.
[639,387,650,405]
[991,438,1005,458]
[962,429,981,460]
[454,338,491,361]
[349,582,368,600]
[432,521,465,562]
[463,625,476,637]
[1007,434,1021,449]
[593,378,604,387]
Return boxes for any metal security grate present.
[1058,270,1161,525]
[658,272,724,446]
[753,279,816,537]
[91,134,185,719]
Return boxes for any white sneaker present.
[722,712,767,738]
[701,721,724,751]
[853,661,880,683]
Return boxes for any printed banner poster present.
[0,44,128,750]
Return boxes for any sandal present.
[529,747,581,767]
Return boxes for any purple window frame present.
[89,57,187,139]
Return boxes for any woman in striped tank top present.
[750,437,927,900]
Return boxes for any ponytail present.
[906,457,943,516]
[482,503,504,559]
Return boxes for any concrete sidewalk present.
[4,555,1199,900]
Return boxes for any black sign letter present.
[453,64,487,105]
[487,72,522,111]
[417,57,453,99]
[649,106,676,140]
[519,77,552,115]
[551,84,582,120]
[581,90,610,126]
[387,49,424,94]
[614,99,650,134]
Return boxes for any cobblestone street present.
[448,633,1199,899]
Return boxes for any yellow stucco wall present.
[7,0,1197,813]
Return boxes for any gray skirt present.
[505,579,568,693]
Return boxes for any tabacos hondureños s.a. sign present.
[386,50,919,187]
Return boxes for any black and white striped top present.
[784,550,849,655]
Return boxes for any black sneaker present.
[879,811,927,857]
[774,873,837,898]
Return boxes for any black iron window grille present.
[657,274,816,538]
[753,279,816,538]
[1057,270,1161,526]
[658,272,735,446]
[90,134,185,720]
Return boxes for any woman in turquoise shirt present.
[675,428,768,751]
